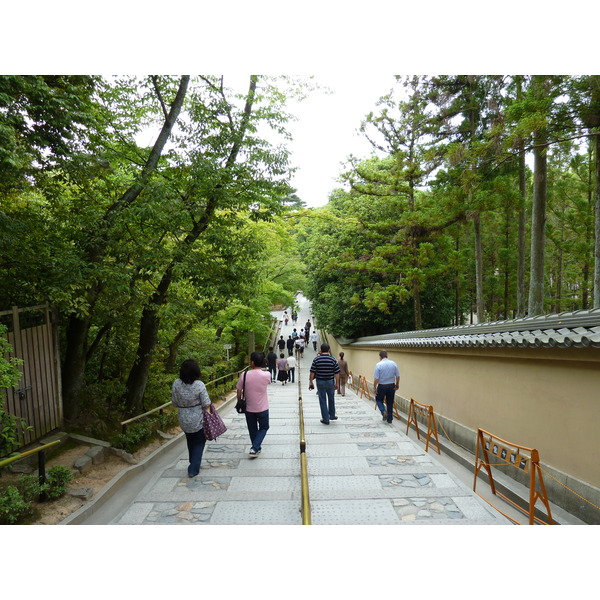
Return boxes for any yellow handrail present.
[0,439,61,469]
[297,366,311,525]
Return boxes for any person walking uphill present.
[266,347,278,383]
[171,359,212,477]
[373,350,400,423]
[309,343,341,424]
[237,351,272,457]
[337,352,350,396]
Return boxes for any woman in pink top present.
[236,351,272,457]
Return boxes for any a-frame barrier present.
[405,397,441,454]
[474,428,554,525]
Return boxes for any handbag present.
[203,404,227,441]
[235,370,247,413]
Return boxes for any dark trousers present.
[245,409,270,451]
[185,428,207,476]
[376,384,396,423]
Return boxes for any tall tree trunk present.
[594,128,600,308]
[528,77,549,316]
[62,316,90,421]
[516,78,528,317]
[60,76,189,419]
[473,210,485,322]
[125,269,172,415]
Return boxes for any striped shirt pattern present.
[310,354,341,380]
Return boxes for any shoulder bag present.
[203,404,227,441]
[235,370,247,413]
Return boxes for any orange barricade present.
[405,398,440,453]
[474,428,554,525]
[358,375,372,401]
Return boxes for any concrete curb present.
[60,395,237,525]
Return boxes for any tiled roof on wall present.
[348,309,600,350]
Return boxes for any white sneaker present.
[249,449,261,457]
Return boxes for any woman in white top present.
[171,359,212,477]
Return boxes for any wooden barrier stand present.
[405,398,441,454]
[474,428,554,525]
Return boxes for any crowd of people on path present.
[171,306,401,475]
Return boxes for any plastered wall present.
[326,336,600,516]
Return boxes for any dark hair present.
[339,352,344,359]
[320,343,330,353]
[179,359,201,384]
[250,351,265,367]
[379,350,388,358]
[280,353,285,358]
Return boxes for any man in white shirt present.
[373,350,400,424]
[286,354,297,383]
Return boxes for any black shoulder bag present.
[235,370,247,413]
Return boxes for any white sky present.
[283,74,395,207]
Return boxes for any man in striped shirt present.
[309,343,341,424]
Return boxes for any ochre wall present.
[327,338,600,491]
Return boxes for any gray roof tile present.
[348,309,600,350]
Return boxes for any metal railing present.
[0,439,62,501]
[120,368,246,433]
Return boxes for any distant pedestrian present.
[337,352,350,396]
[373,350,400,423]
[310,330,318,351]
[277,335,286,352]
[277,353,289,385]
[236,352,271,457]
[298,337,305,359]
[309,343,341,424]
[286,335,295,356]
[171,359,212,477]
[266,347,278,382]
[286,354,296,383]
[291,328,298,339]
[305,320,312,337]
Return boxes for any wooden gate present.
[1,304,62,451]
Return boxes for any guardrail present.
[297,361,311,525]
[120,368,246,433]
[0,439,62,501]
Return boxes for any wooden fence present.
[1,304,62,452]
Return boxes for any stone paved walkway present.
[113,337,509,525]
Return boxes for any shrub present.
[0,485,33,524]
[42,465,72,500]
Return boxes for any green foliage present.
[112,409,179,454]
[0,325,22,389]
[0,467,73,524]
[1,407,32,459]
[0,485,32,524]
[41,465,73,500]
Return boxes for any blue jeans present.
[316,378,336,422]
[245,409,270,451]
[185,428,207,476]
[376,384,396,422]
